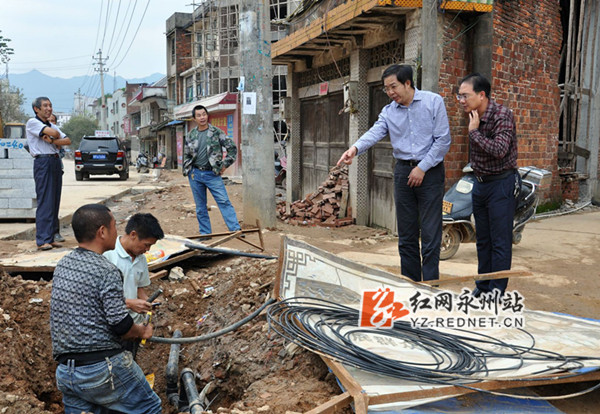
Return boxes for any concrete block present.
[0,159,14,169]
[9,198,36,209]
[8,148,35,160]
[0,169,35,179]
[0,208,36,219]
[0,188,36,198]
[11,158,34,170]
[0,198,8,208]
[7,178,36,192]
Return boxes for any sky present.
[0,0,195,80]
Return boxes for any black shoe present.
[54,233,65,242]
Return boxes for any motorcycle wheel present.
[440,226,461,260]
[512,231,522,244]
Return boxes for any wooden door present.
[300,93,349,198]
[368,86,397,233]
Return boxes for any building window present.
[272,66,287,106]
[195,32,203,58]
[185,76,194,102]
[170,37,176,65]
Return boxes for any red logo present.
[359,288,409,328]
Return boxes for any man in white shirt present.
[104,213,164,358]
[26,97,71,250]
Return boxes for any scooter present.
[440,165,539,260]
[275,152,287,188]
[136,152,150,173]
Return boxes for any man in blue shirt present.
[338,64,451,282]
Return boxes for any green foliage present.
[0,80,28,123]
[61,115,99,149]
[535,199,562,214]
[0,31,14,64]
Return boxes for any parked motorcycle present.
[136,152,150,173]
[275,152,287,188]
[440,165,541,260]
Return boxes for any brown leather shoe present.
[50,242,62,248]
[37,243,53,251]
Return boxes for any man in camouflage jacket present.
[183,105,241,235]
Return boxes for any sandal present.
[37,243,53,251]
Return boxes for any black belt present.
[195,165,212,171]
[475,169,515,183]
[57,348,123,367]
[397,159,421,167]
[34,153,59,159]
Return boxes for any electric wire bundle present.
[267,297,600,399]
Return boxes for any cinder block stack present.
[0,139,36,218]
[277,165,354,227]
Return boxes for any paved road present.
[0,159,159,240]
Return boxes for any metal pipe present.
[179,368,205,414]
[166,329,182,407]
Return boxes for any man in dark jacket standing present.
[183,105,241,235]
[457,73,520,296]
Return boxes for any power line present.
[109,0,139,67]
[107,0,133,58]
[100,0,114,51]
[9,55,90,65]
[112,0,151,70]
[106,0,123,56]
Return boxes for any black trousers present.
[393,162,445,282]
[472,171,520,293]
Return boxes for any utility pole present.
[93,49,109,129]
[421,0,439,92]
[239,1,275,228]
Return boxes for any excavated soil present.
[0,169,599,413]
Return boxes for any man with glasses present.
[337,64,451,283]
[457,73,519,297]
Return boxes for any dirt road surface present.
[0,169,598,413]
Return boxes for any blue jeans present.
[188,167,241,234]
[55,351,162,414]
[394,162,445,282]
[472,171,520,293]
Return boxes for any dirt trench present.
[0,173,352,414]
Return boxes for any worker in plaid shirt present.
[457,73,520,296]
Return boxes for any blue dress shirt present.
[353,88,451,172]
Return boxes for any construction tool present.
[141,288,163,345]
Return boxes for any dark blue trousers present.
[33,157,62,246]
[394,162,445,282]
[472,171,520,293]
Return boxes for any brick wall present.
[175,29,191,105]
[439,1,563,200]
[439,12,471,184]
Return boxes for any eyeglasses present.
[382,84,399,93]
[456,93,472,101]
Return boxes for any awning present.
[173,92,238,120]
[166,120,184,126]
[273,0,493,60]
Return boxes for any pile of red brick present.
[277,165,354,227]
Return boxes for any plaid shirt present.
[469,99,518,176]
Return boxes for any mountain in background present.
[8,70,166,114]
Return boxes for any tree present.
[0,31,15,77]
[0,79,28,123]
[61,115,99,149]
